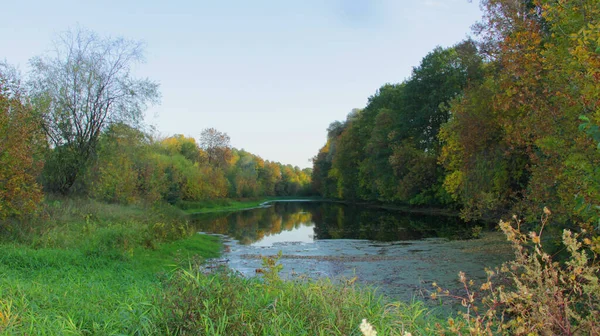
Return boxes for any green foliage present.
[312,0,600,234]
[257,250,284,286]
[90,123,147,203]
[313,40,483,206]
[575,116,600,230]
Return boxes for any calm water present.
[191,201,511,305]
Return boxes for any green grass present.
[160,258,441,335]
[0,198,222,334]
[0,235,223,334]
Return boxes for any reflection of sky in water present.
[198,202,512,312]
[252,223,315,247]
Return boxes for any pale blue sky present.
[2,0,482,168]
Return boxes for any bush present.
[434,208,600,335]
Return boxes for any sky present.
[2,0,483,168]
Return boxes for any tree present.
[199,128,232,167]
[161,134,202,163]
[401,40,483,152]
[29,27,160,194]
[470,0,600,223]
[90,123,150,204]
[0,64,45,219]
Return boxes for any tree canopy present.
[29,27,160,194]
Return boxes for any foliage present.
[312,40,483,206]
[312,0,600,235]
[29,27,160,194]
[446,0,600,223]
[90,123,150,204]
[0,64,45,220]
[434,209,600,335]
[84,123,311,206]
[438,79,529,220]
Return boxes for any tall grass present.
[0,198,221,334]
[13,198,581,335]
[159,255,438,335]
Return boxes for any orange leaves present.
[0,77,45,220]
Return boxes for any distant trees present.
[200,128,232,167]
[227,148,312,198]
[313,40,483,205]
[1,26,312,219]
[29,27,160,194]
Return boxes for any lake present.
[190,201,512,306]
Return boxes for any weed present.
[433,208,600,335]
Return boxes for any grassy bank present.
[178,196,321,214]
[0,198,439,335]
[160,258,438,335]
[0,199,221,334]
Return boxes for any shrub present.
[434,208,600,335]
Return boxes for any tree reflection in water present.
[191,202,484,245]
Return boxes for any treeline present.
[86,127,313,206]
[0,28,311,220]
[313,0,600,228]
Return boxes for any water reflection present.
[191,202,480,245]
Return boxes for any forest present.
[312,0,600,237]
[1,29,312,219]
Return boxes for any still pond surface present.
[191,201,511,304]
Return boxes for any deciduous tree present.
[0,64,45,219]
[199,128,232,168]
[30,27,160,194]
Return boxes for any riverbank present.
[180,197,493,226]
[2,197,587,334]
[0,198,442,334]
[0,199,222,334]
[179,196,322,214]
[322,199,505,224]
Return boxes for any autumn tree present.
[199,128,232,168]
[90,123,153,204]
[0,64,45,219]
[439,80,529,219]
[161,134,203,163]
[30,27,160,194]
[472,0,600,222]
